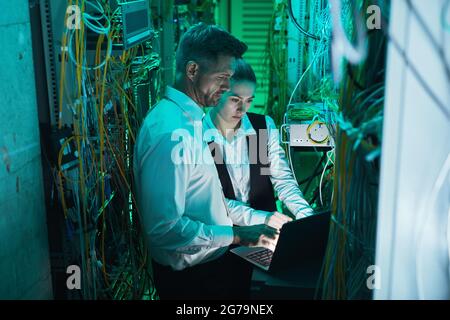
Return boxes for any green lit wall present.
[230,0,273,114]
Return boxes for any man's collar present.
[165,86,205,121]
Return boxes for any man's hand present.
[232,224,279,249]
[264,211,293,230]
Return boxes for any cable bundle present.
[318,0,388,300]
[54,0,160,299]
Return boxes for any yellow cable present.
[307,120,330,144]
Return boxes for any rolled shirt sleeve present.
[225,198,271,226]
[135,125,233,270]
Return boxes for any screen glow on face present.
[195,55,235,107]
[217,81,256,123]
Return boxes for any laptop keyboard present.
[246,248,273,267]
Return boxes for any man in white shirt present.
[134,23,278,299]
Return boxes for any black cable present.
[287,0,321,41]
[309,178,332,207]
[303,152,328,196]
[298,163,334,185]
[346,64,365,90]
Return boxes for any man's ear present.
[186,61,199,81]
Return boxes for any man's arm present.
[225,198,271,226]
[136,133,233,255]
[136,130,279,256]
[226,198,292,231]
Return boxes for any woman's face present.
[216,80,256,126]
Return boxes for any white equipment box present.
[288,121,335,148]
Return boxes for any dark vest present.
[208,113,277,212]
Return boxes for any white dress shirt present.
[203,112,314,225]
[133,87,234,271]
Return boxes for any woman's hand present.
[264,211,293,230]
